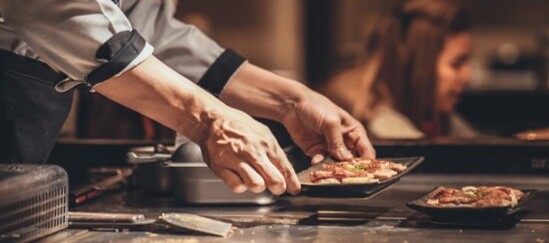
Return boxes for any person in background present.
[321,0,476,139]
[0,0,375,196]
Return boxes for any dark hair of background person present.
[326,0,471,136]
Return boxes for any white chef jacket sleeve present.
[0,0,154,91]
[122,0,246,96]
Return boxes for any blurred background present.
[59,0,549,141]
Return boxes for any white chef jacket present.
[0,0,241,93]
[0,0,247,148]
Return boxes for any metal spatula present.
[68,212,233,237]
[158,213,233,237]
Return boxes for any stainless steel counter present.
[39,174,549,242]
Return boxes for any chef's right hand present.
[199,107,301,196]
[93,56,299,196]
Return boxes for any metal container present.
[0,164,69,242]
[127,143,277,205]
[127,145,173,195]
[168,161,276,205]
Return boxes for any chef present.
[0,0,375,195]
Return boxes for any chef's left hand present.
[218,62,375,164]
[280,90,376,164]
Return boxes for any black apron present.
[0,50,74,164]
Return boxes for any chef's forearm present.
[218,62,309,122]
[94,56,225,144]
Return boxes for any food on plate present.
[426,186,525,208]
[309,158,407,184]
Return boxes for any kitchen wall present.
[176,0,305,80]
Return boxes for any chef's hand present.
[200,107,301,195]
[280,90,376,164]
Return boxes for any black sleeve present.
[86,30,147,86]
[197,49,246,97]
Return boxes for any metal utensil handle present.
[126,151,172,164]
[68,211,146,223]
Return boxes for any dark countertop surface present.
[39,173,549,242]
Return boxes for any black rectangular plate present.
[400,210,529,229]
[297,156,424,197]
[406,187,538,222]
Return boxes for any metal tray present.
[297,156,424,197]
[406,187,538,222]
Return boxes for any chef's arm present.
[95,56,215,144]
[218,63,305,122]
[94,56,301,195]
[219,63,376,161]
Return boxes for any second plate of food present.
[406,186,538,222]
[297,156,424,197]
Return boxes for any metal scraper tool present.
[68,212,233,237]
[158,213,233,237]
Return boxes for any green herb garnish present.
[464,190,477,197]
[354,164,365,171]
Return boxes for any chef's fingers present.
[246,151,286,195]
[216,169,247,193]
[300,140,326,165]
[234,162,266,193]
[311,153,326,165]
[267,145,301,195]
[323,119,353,160]
[346,129,376,158]
[302,143,327,165]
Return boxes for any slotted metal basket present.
[0,164,68,242]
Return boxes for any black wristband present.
[86,30,147,86]
[197,49,246,97]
